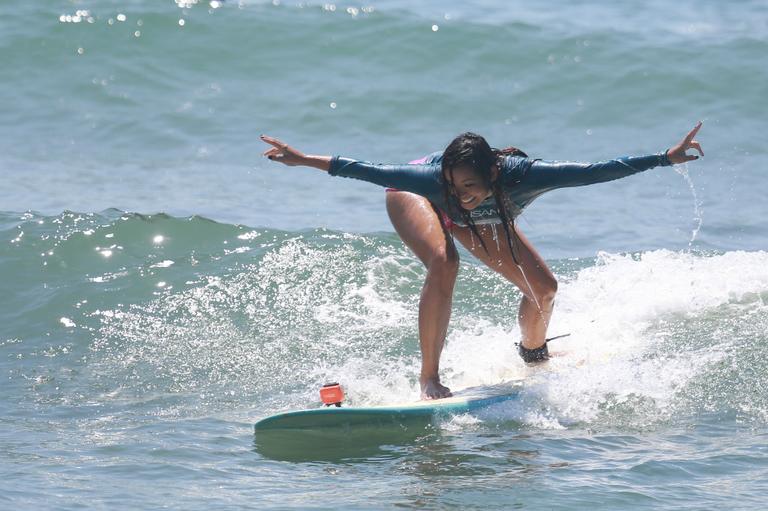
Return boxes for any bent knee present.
[426,248,459,280]
[533,277,557,305]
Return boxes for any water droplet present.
[432,24,439,31]
[153,235,164,244]
[117,13,127,22]
[178,18,186,26]
[330,102,337,109]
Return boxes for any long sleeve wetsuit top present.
[328,151,672,226]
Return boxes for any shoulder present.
[498,155,533,185]
[423,151,444,165]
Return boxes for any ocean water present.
[2,1,767,509]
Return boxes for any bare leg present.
[452,224,557,350]
[386,192,457,399]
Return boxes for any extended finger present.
[689,140,704,156]
[683,153,699,162]
[260,135,286,149]
[684,121,703,143]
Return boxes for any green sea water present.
[2,1,768,509]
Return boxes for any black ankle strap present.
[518,342,549,363]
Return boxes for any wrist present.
[661,149,673,166]
[303,154,332,171]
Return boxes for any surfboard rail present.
[254,381,523,431]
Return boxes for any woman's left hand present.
[666,122,704,164]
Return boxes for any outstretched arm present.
[518,122,705,190]
[260,135,443,197]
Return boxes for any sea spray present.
[673,162,704,248]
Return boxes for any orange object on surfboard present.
[320,382,345,407]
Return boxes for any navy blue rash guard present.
[328,151,672,226]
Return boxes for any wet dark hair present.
[441,132,528,264]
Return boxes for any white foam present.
[91,236,768,425]
[314,254,415,329]
[494,250,766,427]
[327,249,768,428]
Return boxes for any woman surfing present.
[260,122,704,399]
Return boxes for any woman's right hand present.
[261,135,333,171]
[260,135,308,167]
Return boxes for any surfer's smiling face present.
[445,165,496,210]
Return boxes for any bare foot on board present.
[420,377,452,400]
